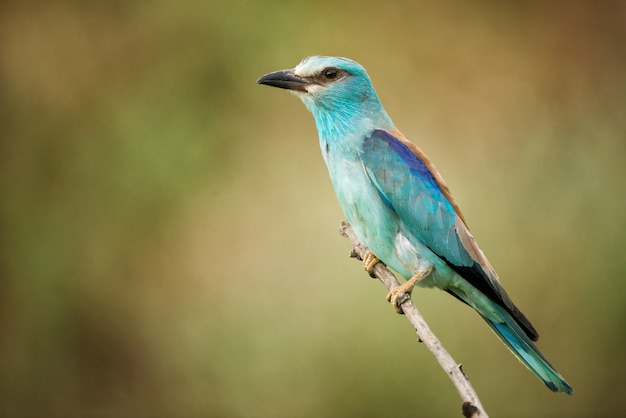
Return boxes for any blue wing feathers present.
[361,129,540,341]
[374,131,446,205]
[361,130,472,266]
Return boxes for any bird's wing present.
[361,129,537,340]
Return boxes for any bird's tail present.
[480,304,573,394]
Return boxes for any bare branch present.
[340,221,488,418]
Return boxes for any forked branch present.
[339,221,488,418]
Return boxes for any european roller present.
[257,56,572,394]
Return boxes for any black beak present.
[257,69,310,92]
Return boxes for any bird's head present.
[257,56,393,134]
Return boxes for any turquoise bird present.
[257,56,572,394]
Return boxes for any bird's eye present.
[323,68,338,80]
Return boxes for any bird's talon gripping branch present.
[362,251,381,277]
[386,266,433,314]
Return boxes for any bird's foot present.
[386,267,434,314]
[362,251,381,277]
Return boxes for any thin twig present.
[340,221,488,418]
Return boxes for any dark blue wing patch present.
[364,130,442,196]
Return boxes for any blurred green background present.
[1,1,625,417]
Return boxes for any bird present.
[257,56,572,394]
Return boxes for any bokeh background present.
[1,1,625,417]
